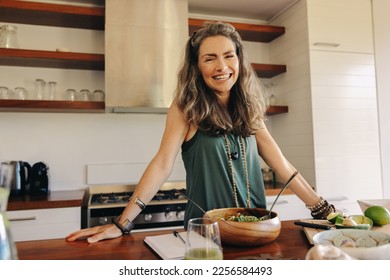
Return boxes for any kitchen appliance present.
[30,162,49,194]
[82,181,187,230]
[3,161,32,195]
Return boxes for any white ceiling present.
[188,0,299,22]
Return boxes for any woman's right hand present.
[66,224,122,243]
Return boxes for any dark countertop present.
[15,220,312,260]
[7,190,85,211]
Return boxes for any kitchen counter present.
[15,220,312,260]
[7,190,85,211]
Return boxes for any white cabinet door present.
[307,0,374,53]
[7,207,80,242]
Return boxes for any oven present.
[82,181,187,231]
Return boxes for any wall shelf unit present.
[0,1,288,115]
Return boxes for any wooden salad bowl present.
[204,207,281,246]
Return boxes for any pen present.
[294,221,331,230]
[173,230,186,244]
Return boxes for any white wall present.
[268,0,316,186]
[372,0,390,198]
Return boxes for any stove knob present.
[144,214,152,221]
[165,211,174,219]
[99,217,108,225]
[176,211,185,219]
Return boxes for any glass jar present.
[0,25,19,48]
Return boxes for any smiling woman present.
[67,21,334,244]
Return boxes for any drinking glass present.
[47,81,57,100]
[0,86,9,99]
[184,217,223,260]
[34,79,46,100]
[0,162,18,260]
[79,89,91,101]
[65,89,76,101]
[14,87,28,100]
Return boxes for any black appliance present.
[30,162,49,194]
[82,181,187,230]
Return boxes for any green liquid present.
[184,248,223,260]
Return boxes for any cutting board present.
[298,219,390,244]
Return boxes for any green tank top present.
[181,130,266,227]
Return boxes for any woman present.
[67,22,335,243]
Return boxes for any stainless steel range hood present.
[105,0,189,113]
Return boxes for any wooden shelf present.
[252,63,286,78]
[0,99,105,113]
[266,105,288,116]
[0,48,104,70]
[0,0,104,30]
[188,18,285,43]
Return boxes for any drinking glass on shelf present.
[184,217,223,260]
[34,79,46,100]
[0,87,9,99]
[92,89,105,102]
[14,87,28,100]
[65,89,76,101]
[79,89,91,101]
[47,81,57,100]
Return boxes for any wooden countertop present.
[15,220,312,260]
[7,190,85,211]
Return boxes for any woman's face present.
[197,35,239,99]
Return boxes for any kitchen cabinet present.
[306,0,382,203]
[7,207,80,241]
[307,0,374,53]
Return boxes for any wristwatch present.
[112,218,134,235]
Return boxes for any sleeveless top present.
[181,130,266,227]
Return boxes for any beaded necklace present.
[223,134,251,208]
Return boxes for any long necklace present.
[223,134,251,208]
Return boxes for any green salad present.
[222,213,262,222]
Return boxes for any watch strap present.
[112,218,134,235]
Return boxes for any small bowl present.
[313,229,390,259]
[335,215,373,230]
[204,207,281,247]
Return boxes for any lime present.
[364,205,390,226]
[326,212,341,224]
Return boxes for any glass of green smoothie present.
[184,217,223,260]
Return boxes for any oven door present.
[85,203,186,230]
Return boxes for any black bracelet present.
[112,218,135,235]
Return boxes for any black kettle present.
[5,161,32,195]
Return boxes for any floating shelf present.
[188,18,285,43]
[0,99,105,113]
[266,106,288,116]
[0,48,104,70]
[0,0,104,30]
[252,63,287,78]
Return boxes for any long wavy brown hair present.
[174,21,268,137]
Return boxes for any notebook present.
[144,231,186,260]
